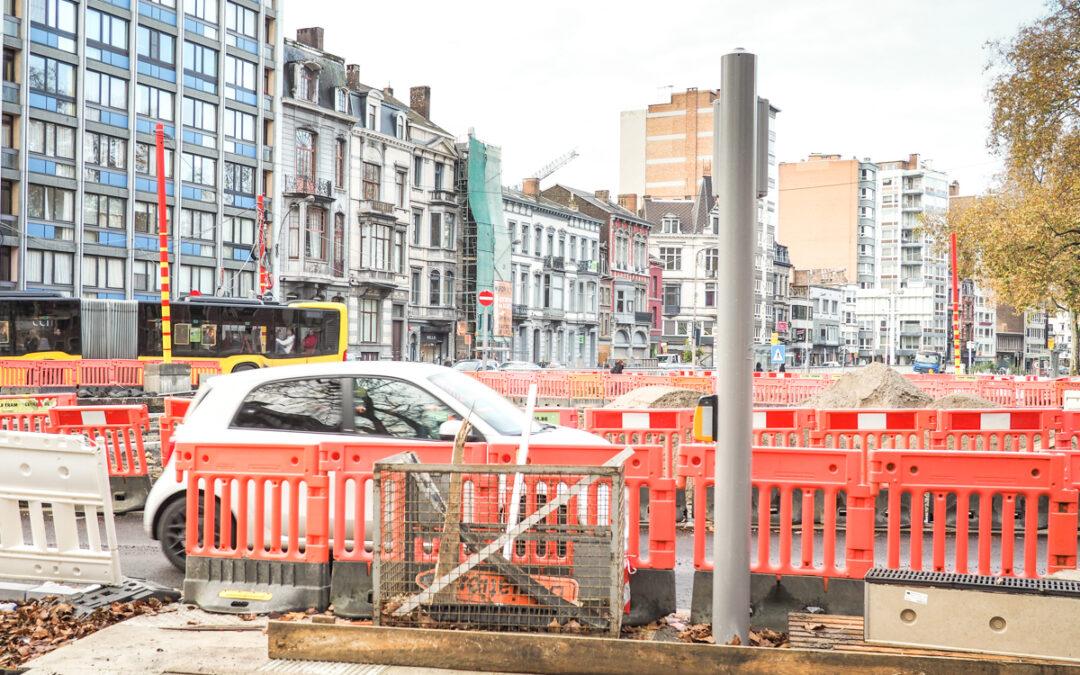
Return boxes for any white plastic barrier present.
[0,431,121,585]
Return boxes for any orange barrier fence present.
[676,444,1078,581]
[0,358,219,389]
[582,408,694,478]
[533,407,580,428]
[159,397,193,467]
[48,405,151,477]
[930,409,1065,452]
[0,392,76,432]
[467,371,1075,407]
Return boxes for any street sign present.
[966,340,975,351]
[770,344,786,365]
[770,332,779,346]
[477,289,494,307]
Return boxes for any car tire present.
[156,494,235,572]
[231,363,259,373]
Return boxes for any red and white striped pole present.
[155,123,172,364]
[950,231,961,374]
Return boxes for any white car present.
[144,362,606,570]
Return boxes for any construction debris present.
[606,385,704,409]
[801,363,933,409]
[0,598,171,668]
[931,392,998,408]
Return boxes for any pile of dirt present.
[801,363,932,409]
[931,393,997,408]
[606,386,703,409]
[0,598,169,668]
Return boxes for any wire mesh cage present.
[373,461,625,637]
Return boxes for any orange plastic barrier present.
[176,442,330,565]
[753,408,816,447]
[1059,411,1080,451]
[810,409,938,456]
[568,373,604,400]
[676,444,874,579]
[159,397,193,467]
[0,360,38,387]
[0,392,76,432]
[487,443,676,572]
[931,409,1064,452]
[582,408,693,477]
[36,361,77,387]
[112,360,146,387]
[533,407,579,428]
[179,360,221,387]
[870,449,1076,578]
[48,405,151,477]
[603,374,638,399]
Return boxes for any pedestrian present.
[610,360,625,374]
[779,363,786,372]
[755,362,763,373]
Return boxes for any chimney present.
[410,86,431,119]
[594,189,610,202]
[907,153,920,169]
[346,64,361,90]
[617,193,638,214]
[296,27,324,51]
[383,85,393,98]
[949,180,960,197]
[522,177,540,197]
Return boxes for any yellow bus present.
[0,293,347,373]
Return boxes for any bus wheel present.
[231,363,259,373]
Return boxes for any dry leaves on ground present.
[679,625,789,648]
[0,598,169,668]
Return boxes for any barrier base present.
[329,561,373,619]
[690,571,864,630]
[184,556,330,615]
[626,568,676,626]
[110,475,151,513]
[67,578,181,617]
[144,362,192,394]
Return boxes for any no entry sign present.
[478,289,494,307]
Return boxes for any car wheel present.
[231,363,259,373]
[156,494,235,572]
[156,496,189,572]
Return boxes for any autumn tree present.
[933,1,1079,373]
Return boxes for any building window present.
[179,265,215,295]
[28,119,75,160]
[27,184,74,223]
[361,223,392,270]
[82,255,124,289]
[181,152,216,186]
[703,247,719,275]
[288,209,300,259]
[83,194,125,229]
[444,213,456,249]
[186,0,216,22]
[434,162,445,190]
[134,201,168,233]
[86,9,128,58]
[306,207,326,260]
[135,142,174,177]
[224,216,254,247]
[533,226,542,255]
[136,83,174,121]
[138,26,175,65]
[85,70,128,110]
[367,104,376,130]
[333,212,345,276]
[25,250,73,285]
[445,271,455,307]
[133,259,160,292]
[335,138,346,188]
[182,40,217,91]
[362,162,379,201]
[659,247,681,271]
[223,108,255,141]
[295,129,315,181]
[223,161,254,198]
[29,0,77,52]
[410,269,421,305]
[413,156,422,186]
[180,208,215,241]
[705,282,716,307]
[395,169,407,208]
[183,97,217,133]
[224,55,257,102]
[359,299,379,343]
[225,0,256,37]
[428,270,441,306]
[429,213,441,249]
[393,231,405,273]
[395,114,405,139]
[663,284,680,307]
[335,88,347,113]
[661,216,679,234]
[28,55,76,115]
[411,210,422,247]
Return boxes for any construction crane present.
[527,148,579,184]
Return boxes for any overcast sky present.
[284,0,1046,198]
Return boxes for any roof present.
[502,187,604,225]
[553,185,650,225]
[642,175,716,234]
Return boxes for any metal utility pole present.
[950,232,962,373]
[712,49,757,643]
[155,123,173,364]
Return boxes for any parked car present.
[144,362,607,570]
[499,361,542,371]
[821,361,842,368]
[451,359,499,371]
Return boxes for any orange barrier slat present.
[48,404,151,477]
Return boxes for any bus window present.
[297,309,338,357]
[7,300,81,356]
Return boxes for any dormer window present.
[395,113,405,140]
[367,104,376,130]
[335,87,348,113]
[299,64,319,103]
[661,216,680,234]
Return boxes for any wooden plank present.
[788,614,1075,666]
[267,622,1080,674]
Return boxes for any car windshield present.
[428,370,539,436]
[915,352,940,364]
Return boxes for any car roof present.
[201,361,450,397]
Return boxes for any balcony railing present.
[663,304,680,316]
[542,307,565,321]
[512,304,528,320]
[284,174,332,199]
[358,199,396,216]
[429,188,457,204]
[577,259,599,274]
[543,255,565,271]
[634,311,653,324]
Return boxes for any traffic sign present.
[770,332,779,346]
[769,344,786,365]
[477,289,494,307]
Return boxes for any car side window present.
[232,378,343,433]
[351,377,457,440]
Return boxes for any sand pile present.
[606,386,704,409]
[931,393,997,408]
[801,363,932,409]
